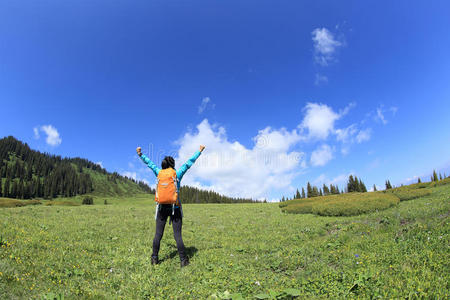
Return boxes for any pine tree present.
[323,184,330,196]
[307,182,313,198]
[417,177,421,183]
[433,170,439,182]
[11,180,18,198]
[373,184,377,192]
[4,177,10,197]
[359,179,367,193]
[385,180,392,190]
[295,189,301,199]
[18,179,25,199]
[439,173,443,181]
[347,175,354,192]
[319,188,323,196]
[329,184,335,194]
[311,186,319,198]
[301,187,306,199]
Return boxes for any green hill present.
[280,178,449,216]
[0,136,152,199]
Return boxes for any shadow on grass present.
[160,246,198,262]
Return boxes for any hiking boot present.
[151,257,159,265]
[180,258,190,268]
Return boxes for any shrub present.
[389,189,432,201]
[281,192,400,216]
[45,201,80,206]
[0,198,41,208]
[82,196,94,205]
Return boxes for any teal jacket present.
[140,151,202,207]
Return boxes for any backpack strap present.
[155,177,159,201]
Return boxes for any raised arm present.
[136,147,160,177]
[176,145,205,181]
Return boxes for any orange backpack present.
[156,168,178,205]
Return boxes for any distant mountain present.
[0,136,153,199]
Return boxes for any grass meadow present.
[1,185,449,299]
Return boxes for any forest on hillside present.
[0,136,151,199]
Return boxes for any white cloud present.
[33,127,40,139]
[390,106,398,115]
[356,128,372,143]
[310,144,334,167]
[335,124,358,143]
[312,27,343,66]
[314,73,328,86]
[339,102,356,117]
[122,171,137,180]
[356,128,372,144]
[175,119,306,199]
[374,105,398,125]
[376,107,387,125]
[301,102,340,140]
[313,172,351,187]
[34,125,62,146]
[198,97,214,114]
[253,127,303,152]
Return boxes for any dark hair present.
[161,156,175,169]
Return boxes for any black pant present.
[152,205,186,261]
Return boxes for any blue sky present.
[1,0,450,200]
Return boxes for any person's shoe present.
[151,257,159,265]
[180,258,190,268]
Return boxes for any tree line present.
[281,175,371,201]
[0,136,151,199]
[178,185,257,204]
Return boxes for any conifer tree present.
[311,186,319,198]
[307,182,312,198]
[319,188,323,196]
[347,175,355,192]
[385,180,392,190]
[439,173,443,181]
[418,177,421,183]
[11,180,18,198]
[295,189,301,199]
[373,184,377,192]
[301,187,306,199]
[4,177,10,197]
[359,179,367,193]
[323,184,330,196]
[433,170,439,182]
[329,184,335,194]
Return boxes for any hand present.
[199,145,205,152]
[136,147,142,156]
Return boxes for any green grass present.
[280,192,400,216]
[389,189,432,201]
[0,186,449,299]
